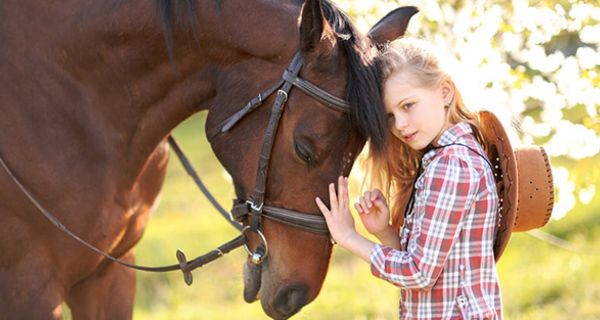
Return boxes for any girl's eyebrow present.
[396,95,416,106]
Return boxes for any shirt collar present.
[422,122,474,167]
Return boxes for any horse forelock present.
[320,0,387,154]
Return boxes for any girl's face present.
[383,71,453,151]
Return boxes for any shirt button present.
[459,265,465,270]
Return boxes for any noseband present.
[207,51,350,264]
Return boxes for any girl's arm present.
[336,231,375,263]
[373,226,401,250]
[370,155,480,289]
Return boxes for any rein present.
[0,139,245,283]
[0,50,349,285]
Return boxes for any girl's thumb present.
[373,198,388,211]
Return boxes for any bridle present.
[207,50,350,264]
[0,50,351,284]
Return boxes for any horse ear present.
[367,6,419,48]
[299,0,335,55]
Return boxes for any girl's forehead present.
[384,71,420,89]
[383,72,429,100]
[384,73,430,106]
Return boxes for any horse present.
[0,0,416,318]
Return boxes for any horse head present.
[203,1,417,318]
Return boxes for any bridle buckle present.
[277,89,288,102]
[246,199,263,212]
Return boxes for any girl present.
[315,38,502,319]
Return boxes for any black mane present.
[157,0,198,62]
[321,0,387,153]
[158,0,387,152]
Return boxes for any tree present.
[340,0,600,220]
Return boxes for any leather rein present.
[0,50,350,285]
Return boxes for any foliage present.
[338,0,600,220]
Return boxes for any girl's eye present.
[402,103,414,110]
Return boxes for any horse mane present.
[158,0,387,152]
[320,0,387,153]
[157,0,198,62]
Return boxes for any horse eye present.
[294,141,316,165]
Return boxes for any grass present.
[64,111,600,319]
[132,112,400,319]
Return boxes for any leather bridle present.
[208,50,350,264]
[0,50,351,285]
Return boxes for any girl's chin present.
[410,141,430,151]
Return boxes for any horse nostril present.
[273,284,308,318]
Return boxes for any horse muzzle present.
[244,259,310,319]
[243,260,262,303]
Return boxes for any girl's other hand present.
[355,188,391,238]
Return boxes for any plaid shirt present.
[370,122,502,319]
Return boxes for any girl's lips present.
[404,132,417,142]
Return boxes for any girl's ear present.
[441,78,455,106]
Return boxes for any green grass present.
[122,112,599,319]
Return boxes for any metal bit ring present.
[241,226,269,264]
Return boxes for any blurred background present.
[128,0,599,319]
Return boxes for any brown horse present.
[0,0,415,319]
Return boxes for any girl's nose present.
[394,113,408,131]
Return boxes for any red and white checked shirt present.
[370,122,502,319]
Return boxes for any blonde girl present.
[316,38,502,319]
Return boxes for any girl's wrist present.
[373,225,395,241]
[338,231,359,248]
[338,232,375,262]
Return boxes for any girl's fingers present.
[372,198,388,213]
[315,197,330,215]
[337,176,344,204]
[359,196,369,213]
[328,183,338,211]
[354,202,363,214]
[363,191,372,208]
[372,188,383,200]
[339,176,348,210]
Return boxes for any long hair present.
[315,0,388,152]
[366,38,487,230]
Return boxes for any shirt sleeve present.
[370,155,480,289]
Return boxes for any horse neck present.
[60,5,207,168]
[1,0,302,186]
[193,0,301,60]
[64,0,302,169]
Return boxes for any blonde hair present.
[366,38,487,230]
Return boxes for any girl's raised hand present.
[354,188,391,238]
[315,176,357,247]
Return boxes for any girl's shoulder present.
[423,149,481,178]
[424,139,490,178]
[420,121,495,179]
